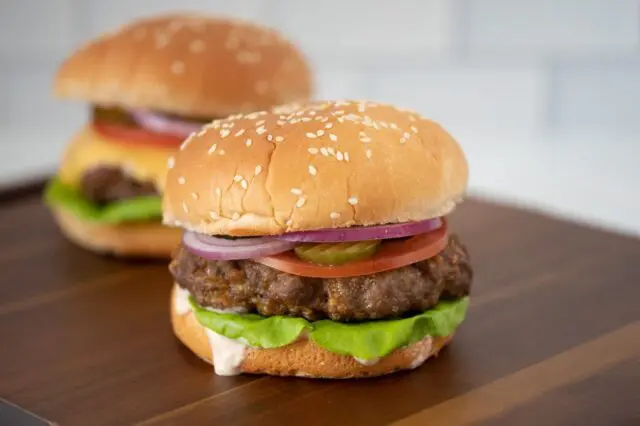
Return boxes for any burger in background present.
[44,14,312,258]
[164,100,473,378]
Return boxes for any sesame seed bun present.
[170,284,453,379]
[52,207,181,258]
[163,100,469,236]
[54,14,312,118]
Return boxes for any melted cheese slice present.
[58,126,176,191]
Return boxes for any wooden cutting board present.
[0,188,638,426]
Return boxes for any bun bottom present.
[171,284,453,379]
[52,207,181,258]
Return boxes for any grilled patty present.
[170,234,472,321]
[80,166,158,204]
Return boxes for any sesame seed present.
[236,51,261,64]
[291,188,302,195]
[327,147,336,156]
[190,39,205,53]
[220,129,230,138]
[306,132,316,139]
[245,138,253,147]
[234,175,243,182]
[219,149,226,155]
[325,123,334,129]
[167,156,175,169]
[178,176,186,185]
[330,212,341,220]
[390,123,399,130]
[344,152,350,162]
[286,219,293,226]
[267,134,273,142]
[209,211,219,220]
[241,180,248,190]
[256,120,265,126]
[301,117,311,122]
[208,144,217,154]
[336,151,344,161]
[171,61,185,74]
[308,165,317,176]
[156,34,169,48]
[366,149,373,159]
[333,110,345,116]
[380,121,389,129]
[320,147,329,156]
[191,192,199,200]
[256,126,266,135]
[232,212,240,220]
[255,165,263,176]
[235,129,245,137]
[348,197,358,205]
[329,133,338,142]
[410,126,418,133]
[308,147,319,154]
[182,202,189,213]
[403,132,411,139]
[319,117,329,122]
[277,120,285,126]
[275,136,284,142]
[296,197,306,208]
[215,188,222,196]
[316,130,325,137]
[360,136,371,143]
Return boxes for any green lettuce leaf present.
[189,296,469,360]
[43,177,162,224]
[190,301,311,349]
[310,298,468,359]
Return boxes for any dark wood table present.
[1,190,639,426]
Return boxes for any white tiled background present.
[1,0,639,235]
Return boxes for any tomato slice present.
[93,122,184,148]
[256,223,448,278]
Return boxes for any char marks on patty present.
[169,234,472,321]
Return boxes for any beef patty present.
[80,166,158,204]
[170,234,472,321]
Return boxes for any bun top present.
[163,100,469,236]
[54,14,313,118]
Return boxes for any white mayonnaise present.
[204,329,248,376]
[174,286,193,315]
[353,357,380,366]
[409,336,433,369]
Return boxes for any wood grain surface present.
[0,192,638,426]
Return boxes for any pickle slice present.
[294,241,381,265]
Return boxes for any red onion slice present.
[278,218,443,243]
[183,232,295,260]
[130,109,203,138]
[195,233,273,247]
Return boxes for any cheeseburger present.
[164,100,473,378]
[44,14,312,257]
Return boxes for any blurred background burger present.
[43,13,313,258]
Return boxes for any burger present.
[43,14,312,257]
[164,100,473,378]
